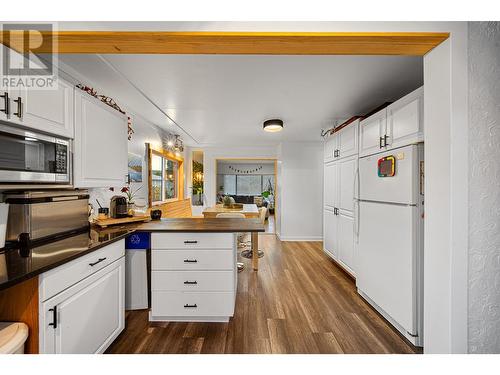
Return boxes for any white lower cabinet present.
[323,208,338,259]
[337,212,355,274]
[39,240,125,354]
[150,232,236,322]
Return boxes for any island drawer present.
[151,232,233,250]
[152,291,234,317]
[152,270,234,292]
[152,249,234,270]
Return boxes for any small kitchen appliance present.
[110,196,128,218]
[4,190,89,243]
[0,124,71,185]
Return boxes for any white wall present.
[467,21,500,354]
[423,24,469,354]
[278,142,323,241]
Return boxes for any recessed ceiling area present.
[60,54,423,146]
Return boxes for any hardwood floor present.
[106,235,419,354]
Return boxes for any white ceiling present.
[60,54,422,146]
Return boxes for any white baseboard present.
[278,236,323,242]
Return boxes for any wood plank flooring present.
[106,235,419,354]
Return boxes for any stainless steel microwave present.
[0,123,71,184]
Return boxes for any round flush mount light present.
[263,119,284,133]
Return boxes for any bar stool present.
[216,212,247,272]
[241,207,266,259]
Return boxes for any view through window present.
[152,153,179,203]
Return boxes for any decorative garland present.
[228,165,264,174]
[76,84,134,140]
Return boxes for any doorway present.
[215,158,278,234]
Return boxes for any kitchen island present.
[0,218,264,353]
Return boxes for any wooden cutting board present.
[93,215,151,228]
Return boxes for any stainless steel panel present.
[5,190,89,242]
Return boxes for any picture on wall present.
[128,153,143,182]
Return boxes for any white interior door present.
[323,162,338,209]
[356,201,417,335]
[323,208,337,259]
[338,213,355,274]
[338,156,357,214]
[359,109,386,157]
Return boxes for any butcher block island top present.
[135,217,264,232]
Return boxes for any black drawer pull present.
[48,306,57,329]
[0,92,9,115]
[184,280,198,285]
[89,257,107,266]
[13,96,22,119]
[184,240,198,244]
[184,304,198,308]
[183,259,198,263]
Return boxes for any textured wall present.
[468,21,500,353]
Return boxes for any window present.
[217,174,275,196]
[236,175,262,195]
[149,147,182,205]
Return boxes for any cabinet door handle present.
[89,257,107,266]
[13,97,22,119]
[384,134,389,147]
[184,240,198,244]
[379,137,384,148]
[0,92,9,116]
[184,304,198,308]
[183,259,198,263]
[184,280,198,285]
[48,306,57,329]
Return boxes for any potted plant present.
[121,185,143,214]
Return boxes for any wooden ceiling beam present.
[1,31,449,55]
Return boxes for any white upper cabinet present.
[74,90,128,188]
[359,86,423,157]
[0,46,74,138]
[15,80,74,138]
[359,108,386,158]
[337,120,359,159]
[386,86,423,150]
[324,134,337,162]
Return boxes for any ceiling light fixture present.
[263,119,284,133]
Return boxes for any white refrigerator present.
[355,143,424,347]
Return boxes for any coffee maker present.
[110,196,128,218]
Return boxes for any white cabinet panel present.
[16,80,74,138]
[324,135,337,162]
[338,213,355,275]
[359,108,386,158]
[74,91,128,188]
[337,121,358,159]
[152,249,234,271]
[386,87,423,150]
[338,156,357,214]
[152,291,234,318]
[41,258,125,354]
[152,232,233,249]
[323,208,337,259]
[152,270,234,292]
[323,162,338,209]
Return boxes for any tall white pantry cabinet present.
[323,119,359,276]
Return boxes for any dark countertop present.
[0,218,265,291]
[0,227,133,291]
